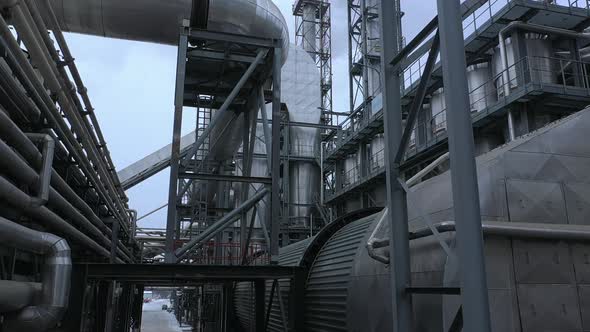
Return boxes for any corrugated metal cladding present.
[267,238,314,332]
[235,238,314,332]
[304,215,376,331]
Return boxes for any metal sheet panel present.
[580,285,590,331]
[506,179,567,224]
[572,243,590,284]
[564,182,590,226]
[512,239,575,284]
[517,284,583,332]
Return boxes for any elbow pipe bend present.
[0,217,72,332]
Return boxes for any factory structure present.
[1,0,590,331]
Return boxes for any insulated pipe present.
[0,175,113,260]
[10,3,129,224]
[24,134,55,206]
[24,0,127,203]
[0,281,41,313]
[42,0,289,63]
[35,0,123,196]
[0,110,132,261]
[365,208,390,264]
[0,139,131,262]
[0,14,129,232]
[0,216,71,332]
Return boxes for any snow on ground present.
[141,299,182,332]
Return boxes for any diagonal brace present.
[180,49,267,168]
[394,31,440,165]
[174,187,269,262]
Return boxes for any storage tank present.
[235,107,590,332]
[492,34,557,98]
[370,134,385,171]
[430,88,447,136]
[343,153,360,186]
[467,62,496,113]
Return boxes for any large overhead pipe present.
[0,216,71,332]
[41,0,289,62]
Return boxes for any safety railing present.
[327,55,590,196]
[403,0,589,92]
[190,241,269,266]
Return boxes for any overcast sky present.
[63,0,437,229]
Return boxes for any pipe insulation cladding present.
[0,216,72,332]
[42,0,289,62]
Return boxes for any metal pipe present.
[0,216,71,332]
[0,113,132,261]
[365,208,390,264]
[24,134,54,206]
[373,221,590,248]
[0,14,129,230]
[437,0,491,330]
[9,3,129,224]
[0,175,113,259]
[25,0,123,199]
[0,281,41,313]
[174,188,269,261]
[406,152,450,187]
[37,0,122,194]
[42,0,289,62]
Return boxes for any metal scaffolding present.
[163,24,284,264]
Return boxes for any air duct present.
[0,216,71,332]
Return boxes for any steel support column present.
[255,280,266,332]
[436,0,492,331]
[270,47,282,261]
[378,0,413,331]
[165,28,189,263]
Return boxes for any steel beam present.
[189,30,279,48]
[270,47,282,261]
[164,28,189,263]
[259,87,273,170]
[436,0,491,331]
[83,264,301,283]
[394,32,440,164]
[378,0,414,331]
[178,172,271,184]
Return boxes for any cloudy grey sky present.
[63,0,437,229]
